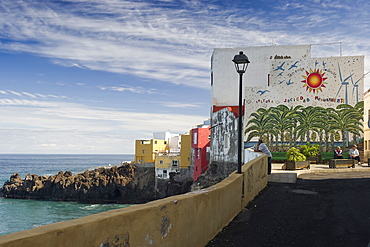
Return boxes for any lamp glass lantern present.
[232,51,250,73]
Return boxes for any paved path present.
[269,162,370,183]
[206,166,370,247]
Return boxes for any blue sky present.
[0,0,369,154]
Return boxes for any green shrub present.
[286,147,306,161]
[299,142,320,157]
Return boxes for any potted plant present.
[299,142,320,163]
[285,147,310,170]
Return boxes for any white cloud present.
[158,101,202,108]
[99,85,159,94]
[0,98,206,153]
[0,0,214,88]
[8,90,23,97]
[0,90,69,100]
[22,92,38,98]
[0,98,60,107]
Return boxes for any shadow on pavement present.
[206,172,370,247]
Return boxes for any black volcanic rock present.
[0,163,157,204]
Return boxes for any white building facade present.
[211,44,365,152]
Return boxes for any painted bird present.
[257,90,270,95]
[288,61,299,70]
[274,62,285,71]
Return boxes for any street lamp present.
[232,51,250,174]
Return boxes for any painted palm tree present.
[318,107,336,151]
[311,106,336,151]
[267,128,279,151]
[244,108,273,143]
[286,105,303,147]
[245,101,364,151]
[329,130,337,151]
[268,105,296,151]
[329,108,363,148]
[336,102,364,145]
[295,106,324,143]
[336,102,364,120]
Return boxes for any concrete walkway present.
[268,162,370,183]
[207,164,370,247]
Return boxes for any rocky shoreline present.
[0,163,156,204]
[0,162,234,204]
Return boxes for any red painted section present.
[212,105,244,118]
[191,127,210,181]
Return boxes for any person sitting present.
[334,146,343,159]
[349,145,361,165]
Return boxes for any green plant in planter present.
[299,142,320,158]
[286,147,306,161]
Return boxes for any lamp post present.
[232,51,250,174]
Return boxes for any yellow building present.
[180,134,191,169]
[155,154,181,179]
[134,139,168,164]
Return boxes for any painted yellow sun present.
[301,69,327,93]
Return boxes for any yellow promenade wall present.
[242,155,268,205]
[0,156,267,247]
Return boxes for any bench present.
[320,152,349,163]
[328,159,355,168]
[271,152,287,162]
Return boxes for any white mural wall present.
[245,55,364,115]
[211,45,311,107]
[211,45,365,151]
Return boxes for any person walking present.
[254,139,272,175]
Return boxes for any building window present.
[160,160,163,164]
[197,148,201,159]
[142,150,145,154]
[193,132,198,144]
[154,141,157,144]
[365,141,368,150]
[172,160,178,167]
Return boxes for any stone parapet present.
[0,156,268,247]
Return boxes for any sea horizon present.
[0,154,135,236]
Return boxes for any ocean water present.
[0,154,134,236]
